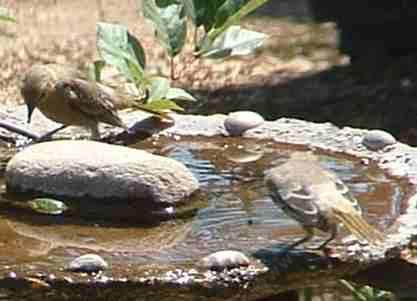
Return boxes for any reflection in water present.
[0,137,405,272]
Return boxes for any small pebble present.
[362,130,396,151]
[199,250,250,270]
[67,254,108,273]
[224,111,264,136]
[7,271,17,278]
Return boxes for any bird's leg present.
[90,125,101,140]
[36,125,68,141]
[316,224,338,250]
[285,227,314,251]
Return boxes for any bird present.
[264,152,384,250]
[21,64,129,140]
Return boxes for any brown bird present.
[21,64,129,139]
[264,152,384,250]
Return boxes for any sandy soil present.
[0,0,344,105]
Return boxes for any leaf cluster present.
[93,0,270,116]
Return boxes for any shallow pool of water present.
[0,137,406,275]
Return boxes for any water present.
[0,137,406,277]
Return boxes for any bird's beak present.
[26,103,35,123]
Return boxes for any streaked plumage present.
[264,152,384,250]
[21,64,128,139]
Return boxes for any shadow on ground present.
[186,55,417,146]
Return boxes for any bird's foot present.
[34,125,68,142]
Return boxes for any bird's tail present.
[333,210,384,245]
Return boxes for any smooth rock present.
[5,140,199,205]
[224,111,264,136]
[199,250,250,270]
[362,130,396,151]
[67,254,108,273]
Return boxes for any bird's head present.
[21,65,52,123]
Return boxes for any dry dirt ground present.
[0,0,344,106]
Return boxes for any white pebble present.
[362,130,396,151]
[224,111,264,136]
[199,250,250,270]
[67,254,108,273]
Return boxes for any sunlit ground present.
[0,0,345,105]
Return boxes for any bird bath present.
[0,137,410,299]
[0,110,416,300]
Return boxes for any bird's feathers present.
[265,152,383,247]
[55,78,127,129]
[21,64,128,139]
[333,209,384,243]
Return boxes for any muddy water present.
[0,137,405,276]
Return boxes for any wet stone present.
[199,250,250,270]
[5,140,199,207]
[224,111,264,136]
[67,254,108,273]
[362,129,396,151]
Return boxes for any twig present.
[170,56,178,80]
[0,121,41,140]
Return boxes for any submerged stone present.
[5,140,199,207]
[224,111,264,136]
[362,129,396,151]
[67,254,108,273]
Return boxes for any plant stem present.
[193,26,198,48]
[170,56,177,80]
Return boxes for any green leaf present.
[214,0,247,29]
[88,60,106,82]
[28,198,68,215]
[148,77,170,101]
[201,0,269,48]
[142,0,187,57]
[96,22,146,84]
[201,25,267,58]
[142,99,184,112]
[0,7,16,23]
[166,87,196,101]
[338,280,392,301]
[181,0,225,31]
[181,0,196,22]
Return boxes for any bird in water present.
[264,152,384,250]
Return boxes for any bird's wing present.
[320,170,383,244]
[327,171,363,214]
[59,78,127,128]
[266,173,321,225]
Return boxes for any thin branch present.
[0,121,40,140]
[170,56,178,80]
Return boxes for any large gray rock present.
[5,140,199,206]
